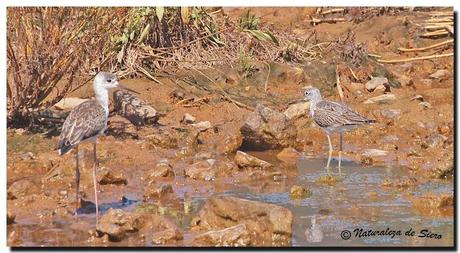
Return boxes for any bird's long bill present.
[118,83,140,94]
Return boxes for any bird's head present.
[94,72,119,90]
[303,87,322,102]
[93,72,139,94]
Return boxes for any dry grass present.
[7,7,123,125]
[6,7,343,127]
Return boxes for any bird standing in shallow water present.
[303,87,375,176]
[58,72,122,222]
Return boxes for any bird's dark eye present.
[107,79,112,83]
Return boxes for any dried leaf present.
[156,7,164,22]
[181,7,190,24]
[243,29,279,46]
[138,23,150,44]
[117,46,125,63]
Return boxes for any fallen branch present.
[347,65,358,81]
[264,62,271,92]
[377,52,453,63]
[420,30,449,38]
[310,17,347,25]
[398,39,453,52]
[176,97,194,105]
[424,24,454,31]
[429,11,453,16]
[221,94,254,110]
[425,17,453,23]
[320,8,345,15]
[368,53,382,58]
[136,65,165,85]
[336,65,344,102]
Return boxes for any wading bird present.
[303,87,375,176]
[57,72,134,222]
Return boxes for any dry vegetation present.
[7,7,331,127]
[7,7,453,127]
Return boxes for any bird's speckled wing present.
[313,100,374,128]
[58,100,107,155]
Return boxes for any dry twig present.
[398,39,453,52]
[377,52,453,63]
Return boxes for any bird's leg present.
[338,133,342,177]
[326,134,333,176]
[75,146,81,215]
[92,142,99,223]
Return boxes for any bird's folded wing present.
[314,101,372,127]
[58,101,106,148]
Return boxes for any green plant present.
[239,10,278,46]
[238,49,255,78]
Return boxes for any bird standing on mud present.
[303,87,375,176]
[57,72,124,222]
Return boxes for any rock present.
[411,193,453,217]
[234,151,274,171]
[431,156,453,179]
[54,97,89,110]
[397,75,413,87]
[191,121,212,132]
[146,160,175,178]
[361,149,388,165]
[113,90,159,126]
[365,77,388,92]
[383,135,399,143]
[193,224,251,247]
[194,152,214,160]
[169,90,186,102]
[182,113,196,124]
[225,71,239,84]
[190,196,293,246]
[14,128,26,135]
[152,227,183,245]
[96,209,142,241]
[20,151,36,160]
[97,167,127,185]
[438,125,451,135]
[421,79,433,86]
[146,129,179,149]
[144,183,173,200]
[283,102,310,120]
[241,104,297,150]
[422,133,447,149]
[184,159,217,181]
[290,185,311,199]
[7,210,16,225]
[380,109,401,119]
[247,170,285,182]
[419,101,432,109]
[217,132,243,154]
[7,179,40,200]
[410,94,424,101]
[276,147,301,166]
[364,94,396,104]
[407,148,422,157]
[107,115,138,138]
[429,69,449,79]
[151,216,183,245]
[348,82,363,93]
